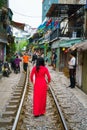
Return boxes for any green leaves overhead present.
[0,0,7,8]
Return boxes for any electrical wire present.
[12,9,42,18]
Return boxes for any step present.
[0,117,13,126]
[6,105,18,111]
[11,96,20,100]
[13,93,21,96]
[9,100,19,105]
[2,111,16,118]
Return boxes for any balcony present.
[49,26,83,42]
[50,28,59,42]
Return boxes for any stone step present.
[9,100,19,105]
[0,117,13,127]
[13,93,21,96]
[14,90,22,93]
[16,86,23,89]
[11,96,20,100]
[2,111,16,118]
[6,105,18,111]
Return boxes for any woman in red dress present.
[30,57,51,117]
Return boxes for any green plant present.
[0,0,7,8]
[17,40,28,52]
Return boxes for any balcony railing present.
[50,28,59,41]
[49,26,83,42]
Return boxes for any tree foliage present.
[16,40,28,52]
[0,0,7,8]
[6,43,17,62]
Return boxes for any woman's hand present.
[47,82,50,91]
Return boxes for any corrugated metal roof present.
[11,21,25,30]
[77,41,87,51]
[69,40,87,51]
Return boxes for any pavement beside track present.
[49,68,87,108]
[0,62,23,117]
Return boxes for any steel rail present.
[49,84,69,130]
[12,70,29,130]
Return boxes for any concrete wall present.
[42,0,58,21]
[82,51,87,94]
[59,0,86,4]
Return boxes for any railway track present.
[16,70,68,129]
[0,67,68,130]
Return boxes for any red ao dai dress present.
[30,66,51,116]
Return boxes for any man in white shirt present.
[68,52,76,88]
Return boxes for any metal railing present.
[49,26,84,42]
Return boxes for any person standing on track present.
[30,57,51,117]
[32,51,37,66]
[22,52,29,72]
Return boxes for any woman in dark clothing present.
[14,56,22,73]
[32,51,37,66]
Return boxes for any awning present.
[11,21,25,30]
[0,38,7,44]
[46,4,85,17]
[68,40,87,51]
[59,38,81,48]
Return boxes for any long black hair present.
[36,57,45,72]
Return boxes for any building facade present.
[59,0,86,4]
[42,0,58,21]
[0,0,13,62]
[42,0,85,64]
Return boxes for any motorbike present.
[2,62,11,77]
[14,64,20,74]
